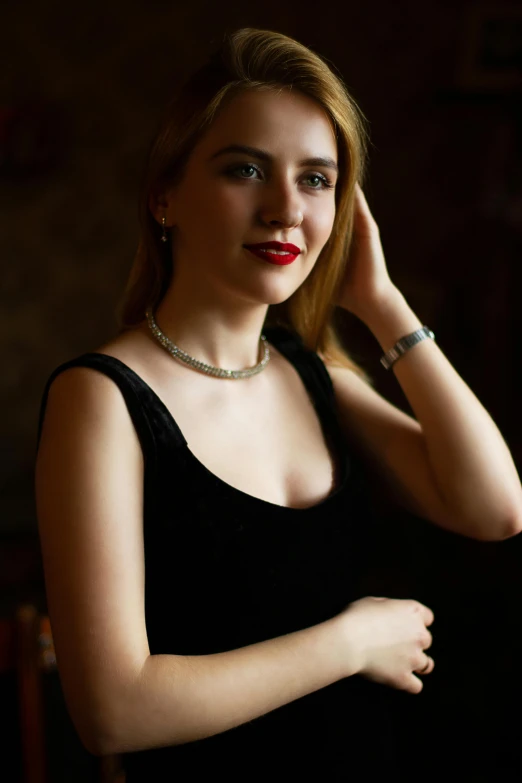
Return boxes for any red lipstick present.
[244,241,301,266]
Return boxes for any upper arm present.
[35,367,149,753]
[325,364,452,528]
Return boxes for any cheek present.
[206,183,250,218]
[219,184,253,213]
[208,188,253,242]
[309,203,336,244]
[182,191,250,255]
[178,189,232,241]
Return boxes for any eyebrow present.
[209,144,339,174]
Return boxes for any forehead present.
[198,88,338,160]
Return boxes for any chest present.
[164,373,340,509]
[98,336,342,509]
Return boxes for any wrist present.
[321,613,363,680]
[359,289,424,353]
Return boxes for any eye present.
[228,164,261,180]
[305,173,335,190]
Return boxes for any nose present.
[259,178,304,229]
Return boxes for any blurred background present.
[1,0,521,780]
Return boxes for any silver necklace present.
[145,308,270,379]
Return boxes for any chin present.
[250,282,301,307]
[226,269,304,307]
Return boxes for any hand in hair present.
[335,183,398,321]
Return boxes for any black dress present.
[36,325,411,780]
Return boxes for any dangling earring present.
[161,215,168,243]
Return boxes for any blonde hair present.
[116,27,374,384]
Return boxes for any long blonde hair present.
[116,27,374,384]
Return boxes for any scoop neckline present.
[79,349,349,513]
[184,437,349,512]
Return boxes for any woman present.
[35,27,522,779]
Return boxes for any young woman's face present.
[162,87,339,306]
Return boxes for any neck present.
[150,279,270,371]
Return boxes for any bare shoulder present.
[40,323,156,420]
[39,354,142,459]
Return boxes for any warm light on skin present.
[149,87,339,371]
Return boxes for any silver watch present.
[380,326,435,370]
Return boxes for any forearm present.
[96,616,353,756]
[361,287,522,538]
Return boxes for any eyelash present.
[227,163,335,191]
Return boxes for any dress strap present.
[263,326,336,410]
[35,353,167,471]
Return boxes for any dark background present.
[1,0,521,779]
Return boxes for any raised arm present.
[34,367,355,756]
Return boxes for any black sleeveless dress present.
[36,325,408,780]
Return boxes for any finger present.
[408,675,424,695]
[415,602,434,627]
[355,182,367,202]
[354,187,374,221]
[415,655,434,675]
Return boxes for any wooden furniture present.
[0,604,125,783]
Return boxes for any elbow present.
[82,730,117,759]
[489,507,522,540]
[75,709,122,758]
[472,516,522,542]
[77,679,148,756]
[66,691,127,757]
[503,516,522,540]
[69,661,161,756]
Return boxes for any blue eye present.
[227,164,334,190]
[306,173,334,190]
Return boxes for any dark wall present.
[1,1,522,778]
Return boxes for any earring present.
[161,215,168,243]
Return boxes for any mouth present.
[243,241,301,266]
[244,247,299,266]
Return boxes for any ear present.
[149,184,178,227]
[148,188,169,224]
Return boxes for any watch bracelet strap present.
[380,326,435,370]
